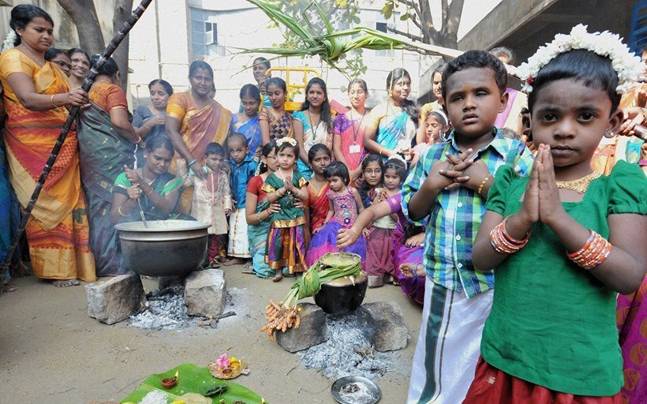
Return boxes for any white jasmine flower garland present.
[517,24,643,94]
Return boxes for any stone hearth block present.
[184,269,225,318]
[363,302,410,352]
[277,303,328,353]
[85,273,146,325]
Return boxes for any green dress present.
[481,161,647,396]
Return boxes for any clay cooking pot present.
[314,272,368,315]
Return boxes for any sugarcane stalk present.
[0,0,154,273]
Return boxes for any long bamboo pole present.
[1,0,154,272]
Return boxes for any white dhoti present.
[407,277,493,404]
[227,208,250,258]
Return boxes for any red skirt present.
[463,358,622,404]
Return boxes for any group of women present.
[0,4,445,292]
[0,5,233,284]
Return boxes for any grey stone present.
[184,269,225,318]
[362,302,410,352]
[277,303,328,353]
[85,273,146,325]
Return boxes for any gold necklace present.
[555,171,601,193]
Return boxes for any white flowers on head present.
[276,137,297,147]
[517,24,643,94]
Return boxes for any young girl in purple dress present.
[305,161,366,266]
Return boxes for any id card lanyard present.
[350,110,365,154]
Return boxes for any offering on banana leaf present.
[261,252,362,339]
[121,363,264,403]
[208,353,248,380]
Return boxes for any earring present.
[604,129,615,139]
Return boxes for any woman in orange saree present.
[0,5,95,285]
[166,61,232,213]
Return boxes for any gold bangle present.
[117,205,127,217]
[50,94,56,108]
[477,176,490,195]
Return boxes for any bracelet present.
[187,159,198,168]
[477,176,490,195]
[50,94,57,108]
[117,205,128,217]
[489,218,529,254]
[567,230,612,270]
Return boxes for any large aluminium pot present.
[115,220,209,277]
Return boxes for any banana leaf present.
[121,363,264,404]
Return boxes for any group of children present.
[401,28,647,404]
[178,26,647,404]
[188,125,423,289]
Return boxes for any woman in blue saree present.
[363,68,418,160]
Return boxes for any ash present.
[298,311,397,380]
[128,286,197,330]
[221,287,248,324]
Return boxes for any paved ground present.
[0,267,422,403]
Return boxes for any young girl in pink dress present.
[305,161,366,266]
[364,157,407,287]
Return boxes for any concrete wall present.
[128,0,190,105]
[459,0,558,52]
[185,1,426,112]
[459,0,633,63]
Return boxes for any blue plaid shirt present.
[401,129,534,298]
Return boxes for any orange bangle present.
[568,231,612,270]
[490,218,529,254]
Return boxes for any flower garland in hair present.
[1,30,16,52]
[276,137,297,147]
[517,24,643,94]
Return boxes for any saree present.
[614,84,647,404]
[247,175,273,278]
[262,172,307,274]
[230,114,262,157]
[0,48,95,281]
[307,182,329,233]
[167,92,232,156]
[617,278,647,404]
[167,92,232,213]
[368,102,416,153]
[113,171,184,221]
[0,141,19,284]
[78,83,135,276]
